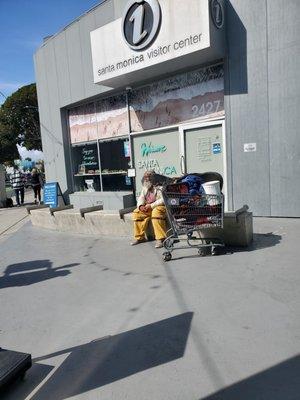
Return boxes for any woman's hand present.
[139,205,146,213]
[139,204,151,213]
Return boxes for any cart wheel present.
[198,248,207,257]
[211,246,218,256]
[164,237,175,251]
[163,252,172,262]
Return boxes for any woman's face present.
[143,174,152,189]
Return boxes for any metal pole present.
[125,88,136,198]
[125,88,133,167]
[94,102,103,191]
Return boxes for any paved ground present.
[0,190,35,242]
[0,216,299,400]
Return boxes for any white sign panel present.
[244,143,257,152]
[127,168,136,178]
[90,0,216,86]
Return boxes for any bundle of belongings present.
[163,173,223,228]
[180,174,205,196]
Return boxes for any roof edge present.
[36,0,108,51]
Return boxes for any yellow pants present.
[132,206,167,241]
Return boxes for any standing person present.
[131,170,167,248]
[10,165,25,207]
[30,168,44,204]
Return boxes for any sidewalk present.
[0,189,35,241]
[0,217,299,399]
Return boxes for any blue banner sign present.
[43,182,58,208]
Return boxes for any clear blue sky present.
[0,0,101,104]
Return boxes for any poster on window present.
[69,95,128,143]
[132,129,181,197]
[95,94,128,139]
[69,103,98,143]
[129,65,224,132]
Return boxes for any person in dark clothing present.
[10,165,25,206]
[30,168,44,204]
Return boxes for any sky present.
[0,0,101,104]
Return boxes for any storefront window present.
[68,64,224,195]
[71,139,132,192]
[129,64,224,132]
[71,142,101,192]
[99,139,132,191]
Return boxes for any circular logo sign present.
[210,0,224,29]
[122,0,161,51]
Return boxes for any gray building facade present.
[34,0,300,216]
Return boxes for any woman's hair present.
[141,170,156,184]
[31,168,37,174]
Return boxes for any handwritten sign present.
[141,142,167,157]
[82,148,98,168]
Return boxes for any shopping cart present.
[161,181,224,261]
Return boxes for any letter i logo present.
[130,3,147,45]
[122,0,161,51]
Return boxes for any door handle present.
[180,155,185,174]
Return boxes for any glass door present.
[181,121,227,208]
[132,128,181,197]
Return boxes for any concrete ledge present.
[26,204,49,214]
[85,211,132,236]
[80,205,103,218]
[30,208,57,231]
[198,209,253,246]
[49,205,74,215]
[29,208,133,237]
[29,205,253,245]
[119,206,136,220]
[54,209,91,234]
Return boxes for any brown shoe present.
[155,240,164,249]
[131,238,147,246]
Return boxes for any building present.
[34,0,300,216]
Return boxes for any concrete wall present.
[267,0,300,216]
[35,0,300,216]
[225,0,300,216]
[69,191,135,210]
[34,0,122,195]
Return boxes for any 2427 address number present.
[192,100,223,118]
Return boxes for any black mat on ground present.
[0,348,32,391]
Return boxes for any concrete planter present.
[29,206,253,246]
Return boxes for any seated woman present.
[131,170,167,248]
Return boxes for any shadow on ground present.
[27,312,193,399]
[199,355,300,400]
[228,232,282,254]
[0,260,80,289]
[168,232,282,261]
